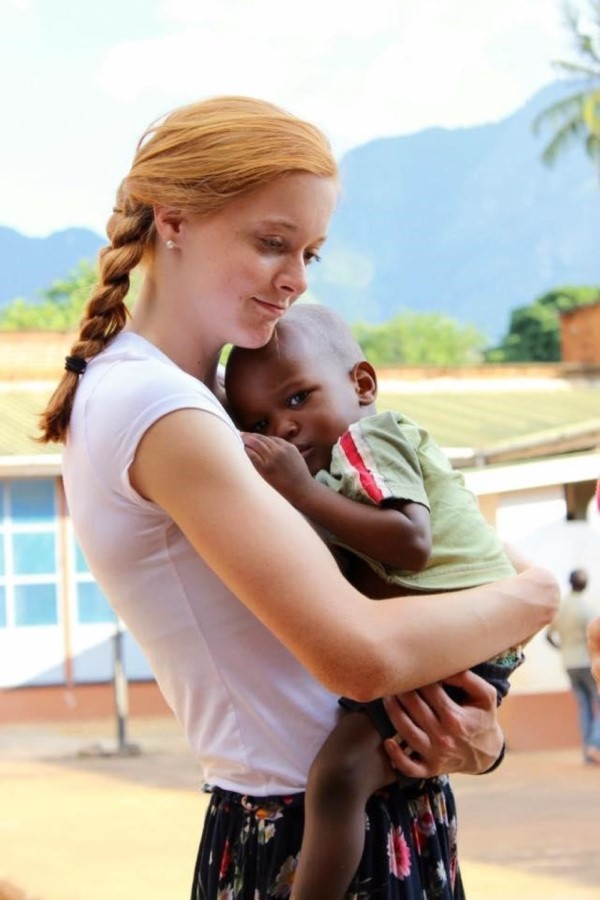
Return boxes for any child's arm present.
[242,433,432,572]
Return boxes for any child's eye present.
[250,419,268,434]
[288,391,309,408]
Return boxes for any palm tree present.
[533,1,600,168]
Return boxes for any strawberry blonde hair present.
[39,96,337,443]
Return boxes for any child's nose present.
[276,417,299,441]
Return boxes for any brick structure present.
[560,300,600,364]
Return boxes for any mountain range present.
[1,81,599,341]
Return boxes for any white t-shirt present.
[63,331,339,794]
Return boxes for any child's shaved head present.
[226,304,364,392]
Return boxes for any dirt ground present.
[1,716,599,900]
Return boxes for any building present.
[560,299,600,365]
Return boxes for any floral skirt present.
[191,777,465,899]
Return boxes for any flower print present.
[435,859,448,886]
[258,820,276,844]
[218,839,232,881]
[217,889,234,900]
[414,798,436,837]
[387,825,412,880]
[432,784,449,825]
[448,814,458,847]
[271,854,298,897]
[255,804,284,823]
[411,819,426,855]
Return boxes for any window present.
[75,574,114,624]
[0,479,59,627]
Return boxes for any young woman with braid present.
[39,96,558,899]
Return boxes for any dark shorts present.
[191,778,465,898]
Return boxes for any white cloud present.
[94,0,572,155]
[0,0,589,235]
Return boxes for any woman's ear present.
[351,361,378,406]
[154,206,185,244]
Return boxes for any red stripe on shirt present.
[339,429,385,504]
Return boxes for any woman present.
[40,96,557,899]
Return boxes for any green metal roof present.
[1,384,599,459]
[374,387,600,453]
[0,390,53,455]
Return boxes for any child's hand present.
[241,433,315,504]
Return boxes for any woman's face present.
[172,172,338,352]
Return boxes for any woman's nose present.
[274,256,308,297]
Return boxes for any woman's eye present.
[304,250,322,265]
[260,237,286,253]
[288,391,309,408]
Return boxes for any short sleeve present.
[317,412,430,510]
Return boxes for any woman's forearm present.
[337,566,559,702]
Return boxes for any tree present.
[352,312,487,367]
[0,261,140,331]
[486,285,600,361]
[533,1,600,168]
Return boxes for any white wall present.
[494,488,600,694]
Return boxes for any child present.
[225,303,524,900]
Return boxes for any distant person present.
[225,304,528,899]
[547,569,600,765]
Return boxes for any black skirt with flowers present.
[191,776,465,899]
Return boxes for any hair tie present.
[65,355,87,375]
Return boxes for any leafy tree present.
[0,261,140,331]
[486,285,600,361]
[533,1,600,168]
[352,312,487,367]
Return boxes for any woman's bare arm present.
[589,618,600,688]
[130,409,559,701]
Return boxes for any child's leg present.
[292,710,396,900]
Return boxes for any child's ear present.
[351,361,378,406]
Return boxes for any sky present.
[0,0,588,237]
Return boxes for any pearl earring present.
[166,239,176,250]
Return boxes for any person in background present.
[547,568,600,765]
[38,95,558,899]
[225,304,528,899]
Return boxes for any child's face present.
[227,332,366,475]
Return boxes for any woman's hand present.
[588,617,600,689]
[382,670,504,777]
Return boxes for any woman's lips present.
[253,297,288,319]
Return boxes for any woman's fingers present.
[382,671,503,777]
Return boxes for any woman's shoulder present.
[86,332,227,418]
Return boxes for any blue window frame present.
[73,540,114,624]
[76,580,114,624]
[0,478,59,628]
[11,479,55,525]
[12,532,56,575]
[14,583,58,626]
